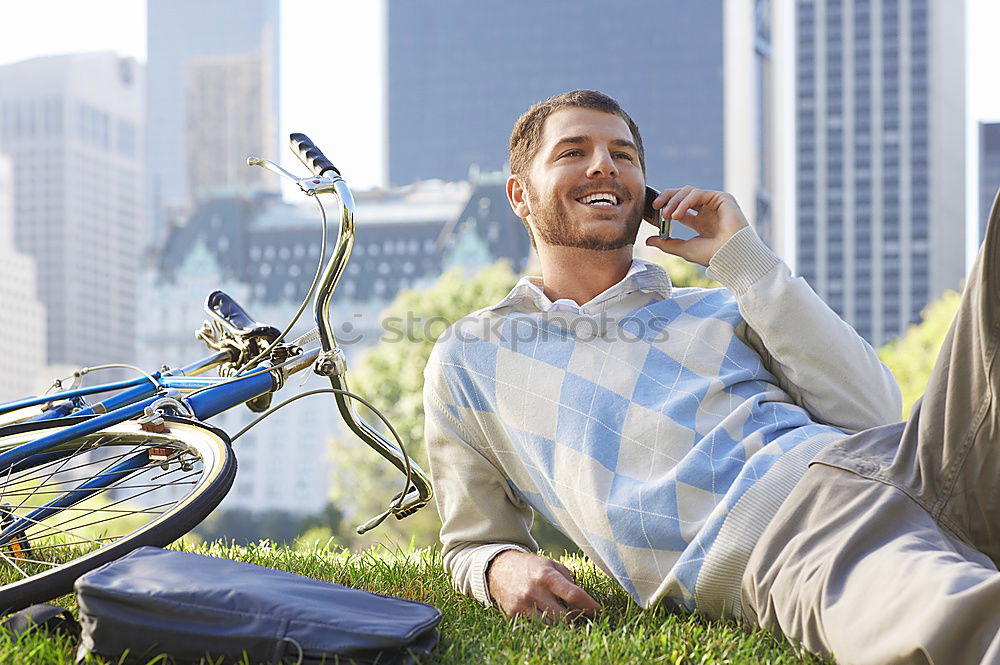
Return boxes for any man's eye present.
[615,153,634,161]
[560,150,583,158]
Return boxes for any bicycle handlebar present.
[289,132,341,177]
[248,135,433,531]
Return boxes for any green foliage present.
[13,542,825,665]
[878,290,962,417]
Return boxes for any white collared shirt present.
[487,257,673,315]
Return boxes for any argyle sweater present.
[423,228,902,619]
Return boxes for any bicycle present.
[0,134,433,615]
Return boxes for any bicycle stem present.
[311,179,434,520]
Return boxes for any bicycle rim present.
[0,416,235,614]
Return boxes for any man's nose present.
[586,149,618,178]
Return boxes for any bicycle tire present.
[0,415,235,614]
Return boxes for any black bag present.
[74,546,441,664]
[0,603,80,640]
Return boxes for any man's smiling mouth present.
[577,192,620,207]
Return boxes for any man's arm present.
[711,228,901,430]
[646,187,902,431]
[423,361,600,621]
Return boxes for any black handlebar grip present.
[289,132,340,177]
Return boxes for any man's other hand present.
[487,550,601,624]
[644,186,750,267]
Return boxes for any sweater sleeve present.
[423,352,536,606]
[706,226,903,432]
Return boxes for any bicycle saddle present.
[204,291,280,343]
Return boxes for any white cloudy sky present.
[0,0,997,258]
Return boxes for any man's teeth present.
[579,193,619,206]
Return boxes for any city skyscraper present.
[0,155,45,402]
[980,122,1000,244]
[724,0,795,255]
[793,0,965,345]
[145,0,279,244]
[0,52,143,368]
[385,0,788,253]
[386,1,728,191]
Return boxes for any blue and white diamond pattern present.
[436,290,846,609]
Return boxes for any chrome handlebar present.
[247,144,433,533]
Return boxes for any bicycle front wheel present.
[0,416,235,614]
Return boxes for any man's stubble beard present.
[524,181,645,251]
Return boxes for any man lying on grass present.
[423,89,1000,665]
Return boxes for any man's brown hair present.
[508,90,646,179]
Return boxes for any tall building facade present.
[386,1,728,192]
[794,0,965,345]
[386,0,789,256]
[724,0,796,254]
[0,155,45,403]
[980,122,1000,244]
[145,0,279,244]
[0,53,143,368]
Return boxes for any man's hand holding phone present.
[643,186,750,267]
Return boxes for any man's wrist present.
[706,226,781,296]
[483,545,528,607]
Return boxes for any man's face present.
[517,107,645,251]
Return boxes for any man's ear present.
[506,175,531,219]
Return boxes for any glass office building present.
[145,0,280,245]
[980,122,1000,244]
[386,1,727,192]
[0,53,143,367]
[386,0,793,253]
[794,0,965,345]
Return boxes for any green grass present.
[1,540,826,665]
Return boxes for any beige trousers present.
[741,190,1000,665]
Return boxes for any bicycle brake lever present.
[247,156,300,182]
[247,156,338,196]
[354,487,428,535]
[356,507,393,535]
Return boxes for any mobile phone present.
[644,186,671,240]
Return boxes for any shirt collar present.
[487,257,673,313]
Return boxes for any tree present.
[878,290,962,418]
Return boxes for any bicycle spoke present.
[0,535,123,558]
[3,477,191,545]
[21,473,201,542]
[3,439,153,487]
[0,550,29,578]
[0,480,198,500]
[36,507,168,543]
[5,446,191,496]
[2,454,194,496]
[8,504,169,515]
[0,460,13,507]
[0,510,103,547]
[0,553,64,569]
[8,435,109,519]
[35,499,178,537]
[0,536,118,552]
